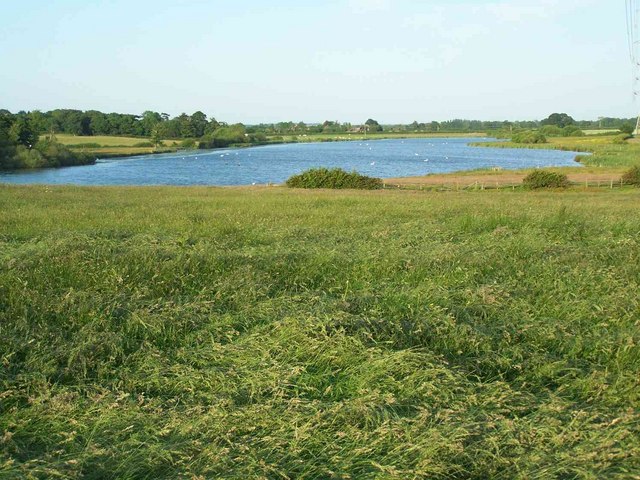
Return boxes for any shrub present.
[180,138,196,149]
[512,131,547,144]
[621,166,640,186]
[34,138,94,168]
[133,141,154,147]
[612,134,631,145]
[619,123,635,135]
[561,125,585,137]
[539,125,563,137]
[523,170,569,189]
[14,146,45,168]
[489,128,523,139]
[286,168,383,189]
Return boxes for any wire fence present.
[382,178,627,192]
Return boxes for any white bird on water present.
[370,161,376,166]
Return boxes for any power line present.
[626,0,640,133]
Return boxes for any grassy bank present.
[1,186,639,478]
[472,135,640,168]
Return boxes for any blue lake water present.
[0,138,583,186]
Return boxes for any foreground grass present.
[1,186,639,478]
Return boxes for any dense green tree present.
[364,118,383,132]
[179,114,195,137]
[141,111,162,136]
[9,117,38,147]
[190,111,208,138]
[541,113,575,128]
[86,110,109,135]
[0,111,17,168]
[26,110,47,135]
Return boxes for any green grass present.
[1,185,639,478]
[474,136,640,168]
[45,135,185,157]
[50,134,154,147]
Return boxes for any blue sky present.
[0,0,635,123]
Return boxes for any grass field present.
[583,129,622,135]
[50,135,152,147]
[1,185,639,478]
[46,134,184,157]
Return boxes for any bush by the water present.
[612,134,631,145]
[0,137,94,169]
[538,125,584,137]
[621,165,640,186]
[523,170,569,189]
[286,167,383,189]
[512,130,547,144]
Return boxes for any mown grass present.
[1,185,639,478]
[50,135,154,147]
[474,135,640,169]
[46,135,185,157]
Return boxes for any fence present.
[382,178,626,192]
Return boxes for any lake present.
[0,138,583,186]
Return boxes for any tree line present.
[0,109,220,138]
[1,108,635,140]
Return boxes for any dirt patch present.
[384,172,623,187]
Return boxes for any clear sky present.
[0,0,636,123]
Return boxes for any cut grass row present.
[1,185,638,478]
[45,135,188,157]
